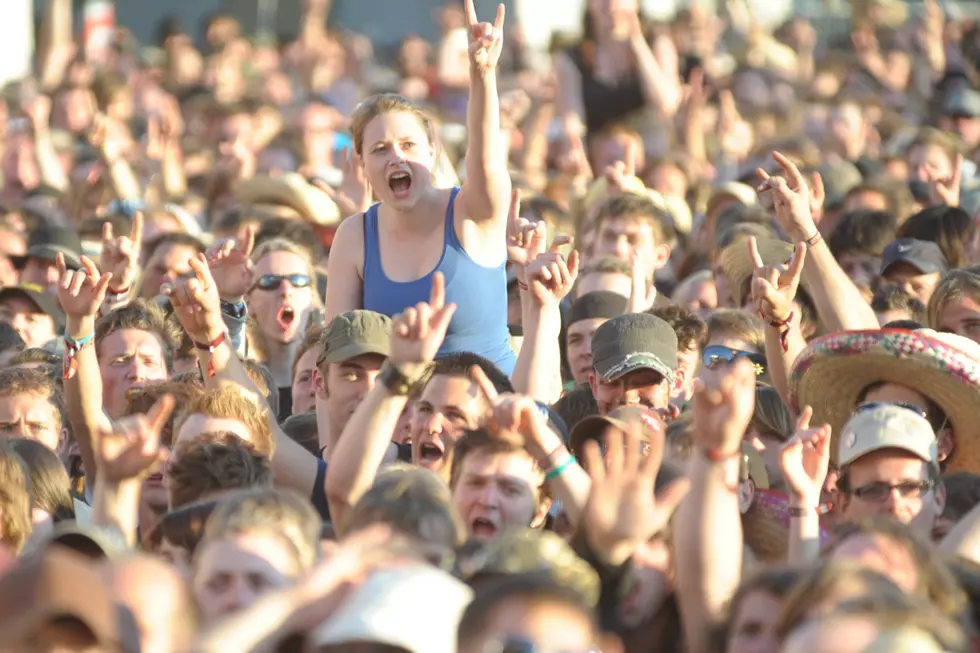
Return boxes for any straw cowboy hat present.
[719,236,809,307]
[790,329,980,472]
[233,173,341,225]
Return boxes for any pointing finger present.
[772,151,804,190]
[430,271,446,311]
[747,236,765,270]
[470,365,499,403]
[796,405,813,432]
[549,235,572,252]
[146,394,176,438]
[464,0,477,26]
[494,3,505,30]
[785,242,807,283]
[130,212,144,249]
[102,221,113,243]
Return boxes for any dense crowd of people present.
[1,0,980,650]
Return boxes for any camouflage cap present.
[591,313,677,385]
[317,310,392,366]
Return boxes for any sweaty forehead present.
[363,111,428,144]
[99,329,167,359]
[421,374,483,408]
[254,250,308,276]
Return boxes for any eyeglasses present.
[855,401,928,420]
[851,480,935,503]
[702,345,767,376]
[482,638,599,653]
[251,274,312,291]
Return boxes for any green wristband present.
[544,455,576,482]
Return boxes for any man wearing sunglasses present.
[834,403,944,539]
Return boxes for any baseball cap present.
[568,291,627,326]
[818,161,862,209]
[706,182,758,219]
[310,565,472,653]
[40,522,128,560]
[0,547,141,652]
[569,405,667,460]
[317,310,392,366]
[837,404,937,467]
[16,225,82,270]
[880,238,949,276]
[0,284,66,332]
[941,87,980,119]
[591,313,678,384]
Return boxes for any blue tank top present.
[362,187,516,376]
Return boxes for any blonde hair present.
[927,267,980,331]
[174,385,274,456]
[707,309,765,354]
[0,441,33,554]
[350,93,435,156]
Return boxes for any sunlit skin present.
[192,532,299,626]
[361,111,438,212]
[452,449,547,542]
[882,263,941,305]
[937,295,980,344]
[457,598,598,653]
[566,317,610,385]
[0,295,56,348]
[593,216,669,282]
[843,189,889,214]
[907,143,954,184]
[411,374,486,480]
[0,393,63,453]
[318,354,386,450]
[674,346,699,404]
[141,243,200,299]
[744,425,784,478]
[247,251,315,345]
[98,329,169,420]
[646,162,688,200]
[590,369,673,416]
[575,271,632,299]
[172,415,256,452]
[21,258,61,294]
[672,276,717,317]
[725,589,783,653]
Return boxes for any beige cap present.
[838,404,936,467]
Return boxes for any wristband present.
[803,231,822,248]
[193,332,226,378]
[701,445,741,463]
[517,280,529,292]
[544,455,576,481]
[788,504,832,517]
[379,361,417,396]
[766,311,794,353]
[63,332,95,380]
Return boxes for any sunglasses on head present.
[702,345,767,376]
[251,274,312,291]
[855,401,928,420]
[482,638,599,653]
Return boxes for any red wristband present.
[194,332,226,377]
[701,446,741,463]
[766,311,794,353]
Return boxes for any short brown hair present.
[168,432,272,509]
[141,499,217,555]
[292,325,325,384]
[351,93,434,156]
[8,348,62,369]
[125,381,204,449]
[198,488,322,574]
[594,193,675,246]
[707,309,765,354]
[0,441,32,554]
[653,305,708,352]
[173,385,274,456]
[449,429,549,502]
[872,285,927,323]
[0,367,66,434]
[9,438,74,522]
[908,127,960,167]
[280,411,319,456]
[346,463,464,548]
[95,300,182,371]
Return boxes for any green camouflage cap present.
[591,313,677,384]
[317,310,392,366]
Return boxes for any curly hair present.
[168,432,272,509]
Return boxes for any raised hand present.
[161,254,224,344]
[691,357,756,457]
[96,394,174,484]
[389,272,457,377]
[748,236,805,323]
[628,248,657,313]
[464,0,505,74]
[100,212,143,294]
[581,422,690,566]
[779,406,831,507]
[23,93,52,133]
[206,224,256,303]
[525,238,579,306]
[57,253,113,320]
[88,113,127,163]
[929,154,963,207]
[756,152,817,243]
[506,190,547,267]
[311,147,372,217]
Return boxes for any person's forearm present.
[326,375,413,534]
[787,501,821,564]
[763,322,806,410]
[161,143,187,199]
[39,0,72,90]
[464,68,510,220]
[674,454,743,653]
[521,103,553,187]
[512,301,563,404]
[32,129,69,192]
[194,589,302,653]
[630,33,681,118]
[103,157,143,202]
[65,315,111,486]
[801,241,878,331]
[92,478,141,546]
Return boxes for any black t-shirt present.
[278,387,293,423]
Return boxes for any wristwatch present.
[379,361,414,396]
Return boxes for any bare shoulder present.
[330,212,366,274]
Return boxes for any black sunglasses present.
[851,480,935,503]
[702,345,767,376]
[855,401,928,420]
[251,274,312,291]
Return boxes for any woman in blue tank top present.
[324,0,515,375]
